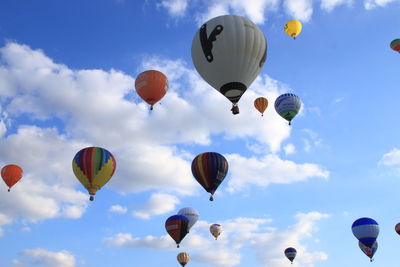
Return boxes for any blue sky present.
[1,0,400,266]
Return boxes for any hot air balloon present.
[284,247,297,264]
[359,241,377,262]
[1,164,23,192]
[274,93,301,125]
[177,252,190,267]
[210,223,222,240]
[191,15,267,115]
[135,70,168,110]
[191,152,228,201]
[284,20,302,39]
[254,97,268,116]
[395,223,400,235]
[390,39,400,53]
[178,207,199,232]
[352,217,379,248]
[165,215,189,248]
[72,147,116,201]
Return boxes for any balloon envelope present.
[284,247,297,263]
[395,223,400,235]
[210,223,222,239]
[1,164,23,191]
[165,215,189,248]
[177,252,189,267]
[274,93,301,125]
[135,70,168,110]
[359,241,377,261]
[178,207,199,231]
[191,152,228,201]
[254,97,268,116]
[191,15,267,114]
[284,20,302,39]
[390,39,400,53]
[72,147,116,201]
[352,217,379,247]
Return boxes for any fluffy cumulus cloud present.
[158,0,188,17]
[0,42,328,233]
[109,205,128,214]
[104,212,329,266]
[132,193,180,219]
[284,0,313,22]
[364,0,400,9]
[379,148,400,166]
[13,248,76,267]
[226,153,329,192]
[320,0,353,11]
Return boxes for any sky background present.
[1,0,400,266]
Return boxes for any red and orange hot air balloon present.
[135,70,168,110]
[1,164,23,192]
[390,39,400,53]
[254,97,268,116]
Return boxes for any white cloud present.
[158,0,188,17]
[284,0,314,22]
[132,193,180,219]
[105,212,329,266]
[321,0,353,12]
[109,205,128,214]
[379,148,400,166]
[364,0,399,9]
[284,143,296,155]
[302,129,322,152]
[15,248,76,267]
[226,153,329,192]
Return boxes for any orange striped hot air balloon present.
[1,164,23,192]
[254,97,268,116]
[135,70,168,110]
[72,147,116,201]
[177,252,189,267]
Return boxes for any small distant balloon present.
[352,217,379,248]
[210,223,222,240]
[359,241,377,262]
[165,215,189,248]
[178,207,199,232]
[395,223,400,235]
[1,164,23,192]
[177,252,190,267]
[274,93,301,125]
[284,247,297,264]
[254,97,268,116]
[135,70,168,110]
[284,20,302,39]
[390,39,400,53]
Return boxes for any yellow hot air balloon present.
[177,252,189,267]
[72,147,116,201]
[284,20,302,39]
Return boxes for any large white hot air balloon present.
[192,15,267,115]
[178,207,199,232]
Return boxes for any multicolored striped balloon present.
[72,147,116,201]
[165,215,189,248]
[390,39,400,53]
[284,247,297,263]
[352,217,379,248]
[191,152,228,201]
[274,93,301,125]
